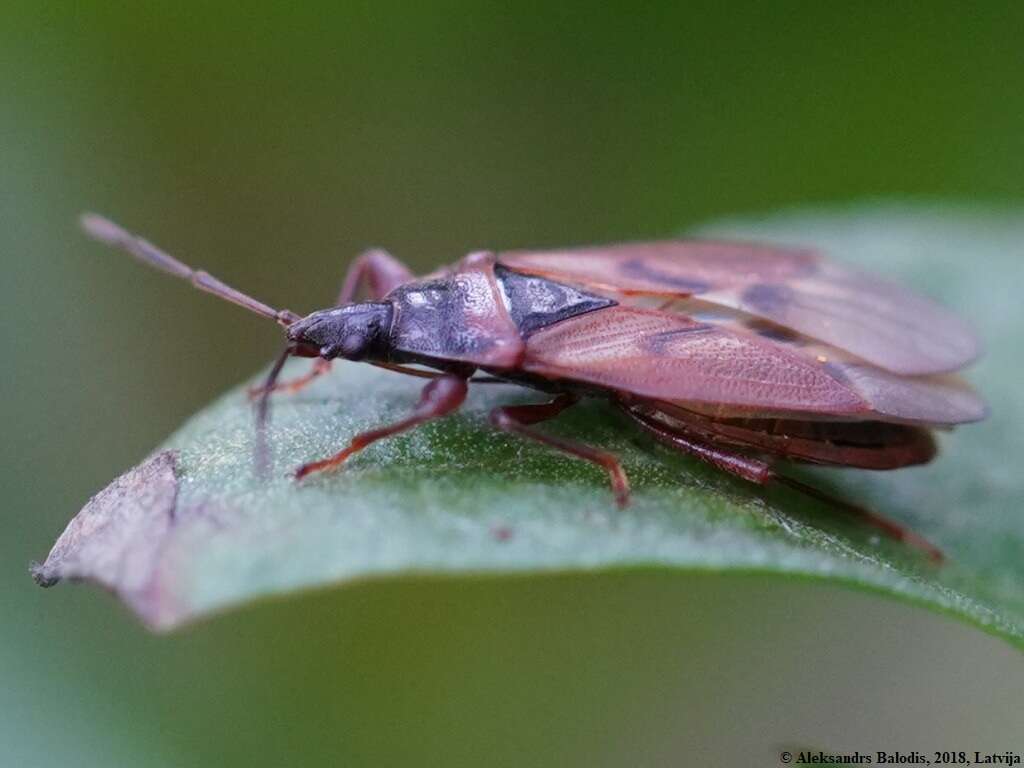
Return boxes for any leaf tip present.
[29,560,59,588]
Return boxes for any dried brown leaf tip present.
[31,451,181,625]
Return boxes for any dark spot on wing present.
[644,325,714,354]
[744,317,803,344]
[620,259,711,293]
[741,283,794,314]
[822,361,853,387]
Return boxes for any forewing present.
[522,306,985,425]
[523,306,866,417]
[499,240,980,375]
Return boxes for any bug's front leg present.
[489,394,632,507]
[336,248,415,305]
[294,374,468,480]
[247,357,332,400]
[249,249,416,400]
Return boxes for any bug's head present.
[286,302,393,361]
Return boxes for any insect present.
[80,214,986,562]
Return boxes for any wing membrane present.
[500,240,980,375]
[522,306,985,425]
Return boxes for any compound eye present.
[340,332,368,359]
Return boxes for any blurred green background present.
[4,3,1024,765]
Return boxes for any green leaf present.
[33,204,1024,646]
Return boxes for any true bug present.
[80,214,987,562]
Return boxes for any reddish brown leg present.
[248,357,332,400]
[369,361,444,380]
[769,475,943,563]
[255,250,416,399]
[489,395,632,507]
[337,248,415,304]
[294,374,468,480]
[624,406,944,564]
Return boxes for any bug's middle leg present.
[294,374,468,480]
[489,394,631,507]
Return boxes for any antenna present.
[79,213,300,327]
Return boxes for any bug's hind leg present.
[489,395,631,507]
[294,374,468,480]
[623,406,944,563]
[767,475,944,564]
